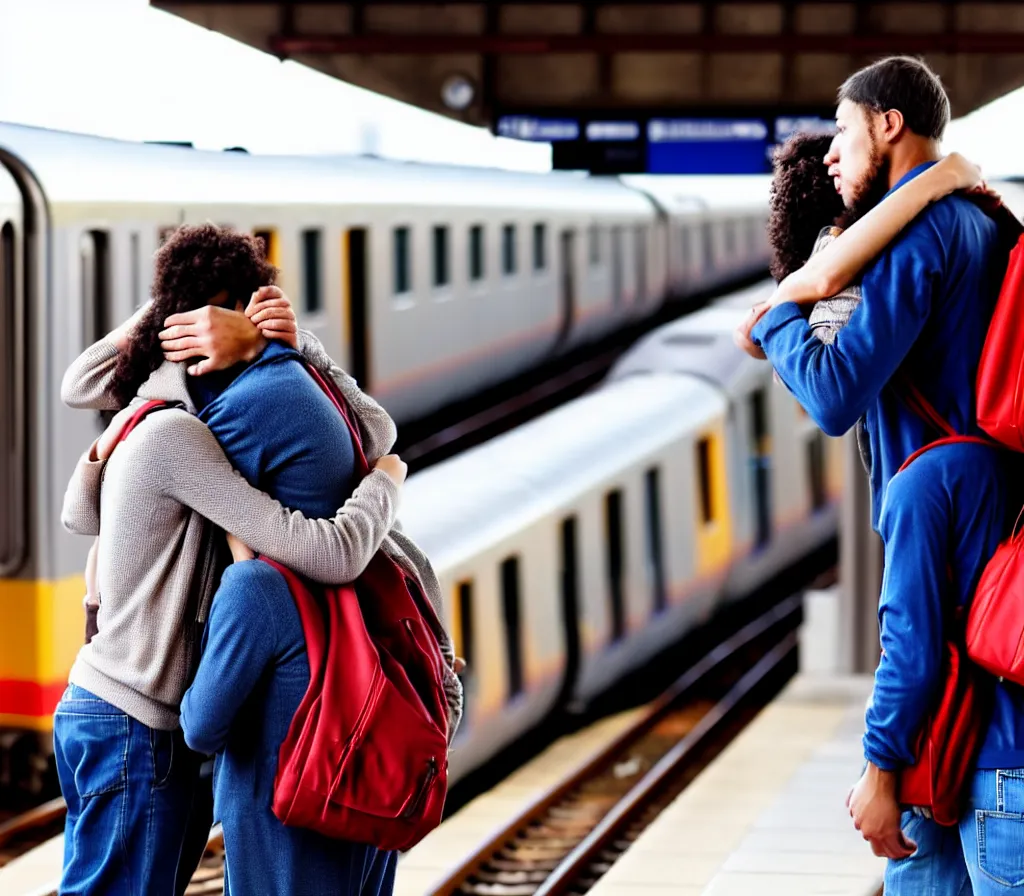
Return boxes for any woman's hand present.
[246,286,298,350]
[935,152,984,196]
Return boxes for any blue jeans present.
[54,685,201,896]
[886,768,1024,894]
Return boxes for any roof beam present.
[270,31,1024,55]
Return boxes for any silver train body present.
[402,282,846,782]
[0,120,769,774]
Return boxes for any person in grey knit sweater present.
[57,230,461,895]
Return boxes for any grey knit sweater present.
[61,333,463,739]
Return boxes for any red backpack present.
[267,364,450,852]
[975,212,1024,450]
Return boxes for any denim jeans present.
[886,768,1024,894]
[54,684,201,896]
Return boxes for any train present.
[401,281,845,780]
[0,120,774,788]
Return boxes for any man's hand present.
[160,306,265,376]
[246,286,298,350]
[734,302,771,360]
[374,455,408,488]
[847,764,915,859]
[93,405,140,462]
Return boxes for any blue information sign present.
[646,118,770,174]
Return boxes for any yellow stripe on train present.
[0,575,85,685]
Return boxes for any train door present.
[611,226,623,308]
[0,165,24,577]
[557,229,576,344]
[345,228,370,389]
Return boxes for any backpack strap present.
[893,371,958,439]
[118,400,168,443]
[303,363,371,478]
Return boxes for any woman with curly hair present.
[55,224,450,895]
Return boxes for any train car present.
[0,120,770,789]
[397,285,844,780]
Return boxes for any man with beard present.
[736,56,1024,893]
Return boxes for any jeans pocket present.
[54,709,128,799]
[977,810,1024,887]
[151,728,175,790]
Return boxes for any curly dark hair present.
[767,133,846,282]
[110,224,277,407]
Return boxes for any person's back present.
[181,343,397,895]
[864,441,1024,891]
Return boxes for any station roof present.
[152,2,1024,172]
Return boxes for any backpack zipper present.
[401,757,438,820]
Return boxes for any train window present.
[253,228,279,267]
[393,226,411,296]
[635,226,647,302]
[589,225,601,266]
[696,437,714,525]
[532,223,546,272]
[502,224,517,276]
[725,221,736,256]
[301,229,323,313]
[808,433,827,511]
[560,517,581,684]
[130,232,143,310]
[452,580,474,682]
[433,225,450,288]
[80,230,110,349]
[604,490,626,642]
[749,390,772,549]
[469,224,485,281]
[501,556,524,699]
[644,468,668,614]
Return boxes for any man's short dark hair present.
[838,56,950,140]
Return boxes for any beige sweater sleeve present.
[61,445,105,536]
[147,413,399,584]
[61,339,121,410]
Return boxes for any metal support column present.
[838,430,883,674]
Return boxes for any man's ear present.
[879,109,906,144]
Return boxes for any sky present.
[0,0,1018,178]
[0,0,552,170]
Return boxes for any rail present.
[426,595,800,895]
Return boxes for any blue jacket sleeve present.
[863,472,948,770]
[180,561,279,756]
[751,213,944,437]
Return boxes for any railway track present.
[0,797,66,869]
[0,595,799,896]
[426,595,800,896]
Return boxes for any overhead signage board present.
[496,110,836,174]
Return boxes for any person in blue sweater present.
[177,333,401,895]
[740,56,1024,891]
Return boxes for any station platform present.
[588,673,884,896]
